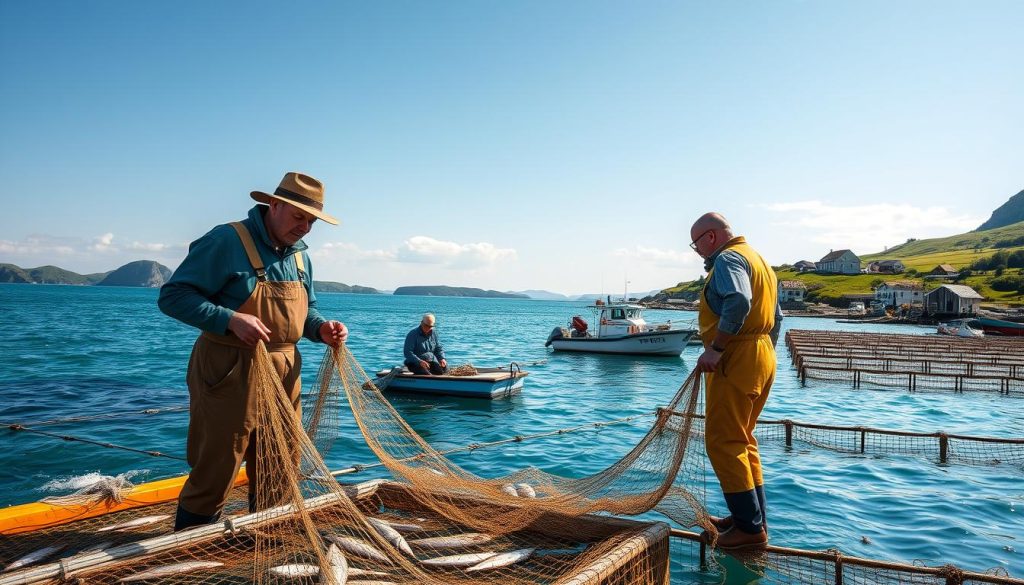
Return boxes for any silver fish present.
[419,551,497,567]
[119,560,224,582]
[500,483,519,497]
[97,513,171,532]
[4,545,64,572]
[268,564,320,578]
[326,542,348,585]
[377,518,424,533]
[324,535,391,564]
[408,532,494,549]
[514,483,536,498]
[367,518,413,555]
[466,548,535,572]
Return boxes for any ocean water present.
[0,283,1020,582]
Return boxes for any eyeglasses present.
[689,229,713,251]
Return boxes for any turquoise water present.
[0,283,1020,581]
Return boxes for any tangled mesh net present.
[0,342,708,584]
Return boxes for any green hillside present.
[657,220,1024,306]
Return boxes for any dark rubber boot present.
[174,504,220,532]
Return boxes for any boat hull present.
[973,317,1024,337]
[374,368,527,399]
[548,330,694,356]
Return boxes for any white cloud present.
[396,236,517,268]
[761,201,983,254]
[89,232,116,252]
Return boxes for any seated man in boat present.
[404,313,448,375]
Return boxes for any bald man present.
[403,313,448,375]
[689,212,782,550]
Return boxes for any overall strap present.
[293,251,306,280]
[229,222,267,281]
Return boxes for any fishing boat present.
[544,301,696,356]
[936,318,984,337]
[972,316,1024,337]
[372,364,528,399]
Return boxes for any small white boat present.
[372,365,528,399]
[545,301,696,356]
[936,318,984,338]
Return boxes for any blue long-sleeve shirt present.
[158,205,327,342]
[704,247,783,343]
[404,326,445,363]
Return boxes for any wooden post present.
[785,421,793,447]
[939,433,949,464]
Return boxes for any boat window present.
[626,309,640,319]
[611,308,625,320]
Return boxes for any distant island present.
[0,261,380,293]
[394,285,529,299]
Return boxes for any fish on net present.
[30,342,710,584]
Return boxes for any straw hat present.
[250,172,339,225]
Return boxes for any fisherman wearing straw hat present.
[159,171,349,531]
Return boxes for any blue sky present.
[1,1,1021,294]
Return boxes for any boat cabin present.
[595,303,647,337]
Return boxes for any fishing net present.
[0,342,709,584]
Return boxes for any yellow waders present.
[177,222,308,518]
[698,237,777,531]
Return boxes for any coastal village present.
[645,190,1024,328]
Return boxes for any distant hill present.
[977,189,1024,231]
[509,289,570,301]
[0,263,107,285]
[394,285,528,299]
[313,281,381,294]
[96,260,172,287]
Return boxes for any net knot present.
[352,464,365,472]
[468,443,482,450]
[937,564,966,584]
[142,408,159,415]
[513,435,524,442]
[8,424,24,431]
[223,517,240,537]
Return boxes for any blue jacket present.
[404,326,445,363]
[158,205,327,342]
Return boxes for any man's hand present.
[419,360,430,371]
[440,358,447,369]
[695,348,723,373]
[319,321,349,347]
[228,312,271,346]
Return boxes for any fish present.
[419,551,498,567]
[268,564,320,578]
[119,561,224,582]
[377,518,424,533]
[500,484,519,497]
[466,548,535,572]
[4,545,65,572]
[348,568,390,577]
[514,483,536,498]
[367,518,413,555]
[324,535,391,564]
[326,542,348,584]
[97,514,171,532]
[408,533,494,549]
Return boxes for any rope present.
[5,423,186,461]
[1,405,189,427]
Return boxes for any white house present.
[778,280,807,303]
[816,249,861,275]
[874,280,924,307]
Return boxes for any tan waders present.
[175,222,308,530]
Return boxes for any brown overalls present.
[177,222,308,517]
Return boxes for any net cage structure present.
[3,344,1024,585]
[0,343,709,585]
[786,330,1024,395]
